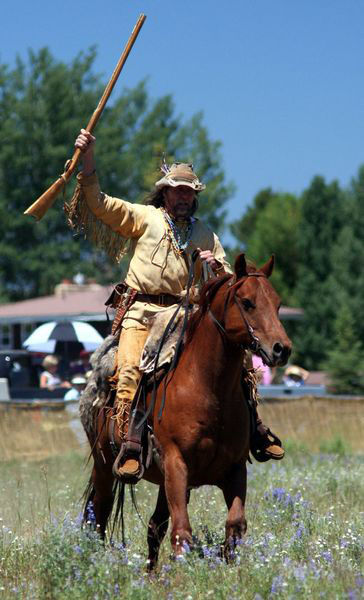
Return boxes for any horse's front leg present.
[220,461,247,561]
[164,448,192,555]
[147,485,170,570]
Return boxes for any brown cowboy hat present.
[155,162,206,192]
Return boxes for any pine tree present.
[325,304,364,394]
[229,189,301,304]
[294,176,345,369]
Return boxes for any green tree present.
[230,189,301,304]
[294,176,345,369]
[0,48,233,301]
[324,304,364,394]
[230,188,274,246]
[338,166,364,343]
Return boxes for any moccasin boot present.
[262,442,285,460]
[251,421,285,462]
[117,457,140,478]
[112,396,143,481]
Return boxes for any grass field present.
[0,401,363,599]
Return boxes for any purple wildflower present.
[75,511,84,526]
[202,545,212,558]
[161,564,172,573]
[294,566,307,581]
[295,525,305,539]
[271,487,286,502]
[86,500,96,524]
[270,575,284,595]
[270,487,296,507]
[321,550,333,563]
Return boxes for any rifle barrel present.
[24,13,146,220]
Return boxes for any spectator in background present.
[253,354,273,385]
[64,374,87,401]
[283,365,309,387]
[70,349,92,376]
[64,374,87,445]
[39,355,71,390]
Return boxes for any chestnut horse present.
[83,254,291,568]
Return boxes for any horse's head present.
[208,253,292,367]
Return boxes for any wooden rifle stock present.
[24,13,146,220]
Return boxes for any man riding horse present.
[70,128,284,479]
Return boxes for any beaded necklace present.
[161,208,194,255]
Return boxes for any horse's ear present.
[234,253,248,279]
[259,255,275,278]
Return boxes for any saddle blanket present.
[79,305,196,434]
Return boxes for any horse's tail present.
[81,474,128,545]
[111,482,146,546]
[110,479,127,545]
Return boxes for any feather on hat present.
[155,162,205,191]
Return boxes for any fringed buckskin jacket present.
[68,172,232,329]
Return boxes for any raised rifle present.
[24,13,146,220]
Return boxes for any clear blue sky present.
[2,0,364,241]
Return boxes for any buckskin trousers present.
[115,326,149,436]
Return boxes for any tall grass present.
[259,396,364,453]
[0,405,363,598]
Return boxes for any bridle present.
[207,272,267,354]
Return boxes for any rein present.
[207,272,266,353]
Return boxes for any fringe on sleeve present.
[64,182,131,263]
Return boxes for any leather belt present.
[135,292,180,306]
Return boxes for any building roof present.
[0,281,303,324]
[0,282,113,324]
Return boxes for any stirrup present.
[112,440,144,484]
[250,428,284,463]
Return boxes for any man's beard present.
[169,201,197,220]
[172,206,192,220]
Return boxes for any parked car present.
[0,349,40,388]
[0,349,70,404]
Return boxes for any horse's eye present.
[242,298,255,310]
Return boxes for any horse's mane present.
[185,257,261,344]
[186,274,232,343]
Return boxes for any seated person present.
[64,374,87,401]
[69,349,92,376]
[39,355,71,390]
[283,365,309,387]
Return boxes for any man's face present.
[163,185,196,219]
